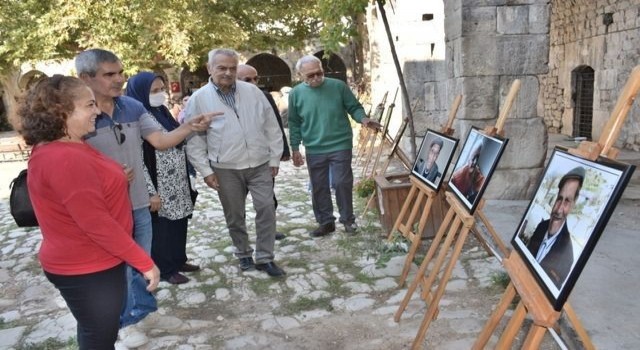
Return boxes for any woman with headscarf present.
[126,72,199,285]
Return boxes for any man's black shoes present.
[275,232,286,240]
[179,263,201,272]
[239,257,255,271]
[310,222,336,237]
[255,261,286,277]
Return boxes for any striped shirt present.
[212,81,237,111]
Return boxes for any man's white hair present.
[295,55,322,72]
[207,48,239,66]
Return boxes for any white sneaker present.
[119,325,149,348]
[137,312,182,331]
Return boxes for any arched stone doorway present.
[180,66,209,96]
[246,53,291,92]
[572,66,594,140]
[313,51,347,83]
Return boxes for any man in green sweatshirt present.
[288,55,381,237]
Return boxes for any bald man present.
[237,64,290,240]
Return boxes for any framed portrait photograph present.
[447,127,508,214]
[511,148,635,310]
[411,129,458,191]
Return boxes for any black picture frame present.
[411,129,458,192]
[447,127,508,214]
[511,148,635,311]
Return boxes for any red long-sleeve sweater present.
[27,141,153,275]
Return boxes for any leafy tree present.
[0,0,370,128]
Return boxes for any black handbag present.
[189,187,198,205]
[9,169,39,227]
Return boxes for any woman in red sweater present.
[16,75,160,349]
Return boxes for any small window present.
[572,66,595,139]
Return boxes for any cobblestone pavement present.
[0,133,638,349]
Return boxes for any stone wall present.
[366,1,447,140]
[366,0,549,199]
[542,0,640,149]
[446,0,550,199]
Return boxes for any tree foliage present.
[0,0,372,129]
[316,0,370,54]
[0,0,323,74]
[0,0,373,74]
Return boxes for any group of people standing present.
[15,47,379,349]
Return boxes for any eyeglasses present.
[242,76,259,83]
[305,71,324,80]
[112,122,126,145]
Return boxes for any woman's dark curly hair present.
[17,75,87,146]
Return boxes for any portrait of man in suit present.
[414,138,443,183]
[526,166,585,288]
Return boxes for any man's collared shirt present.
[535,221,564,262]
[211,80,237,111]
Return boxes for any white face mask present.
[149,92,168,107]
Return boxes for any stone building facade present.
[366,0,551,199]
[365,0,640,199]
[541,0,640,150]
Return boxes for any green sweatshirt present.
[288,78,366,155]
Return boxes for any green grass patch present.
[325,256,356,271]
[278,296,333,315]
[284,257,310,269]
[489,271,510,290]
[324,275,350,296]
[0,318,17,330]
[197,277,229,296]
[249,276,280,295]
[354,272,376,285]
[16,337,78,350]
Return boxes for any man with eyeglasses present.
[288,55,381,237]
[237,64,290,241]
[75,48,215,347]
[185,49,285,278]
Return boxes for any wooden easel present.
[367,98,425,180]
[356,91,388,161]
[359,89,398,175]
[384,95,462,287]
[393,80,521,350]
[473,65,640,350]
[361,117,410,217]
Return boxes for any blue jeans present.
[306,149,355,226]
[120,208,157,328]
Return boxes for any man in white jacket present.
[185,48,285,277]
